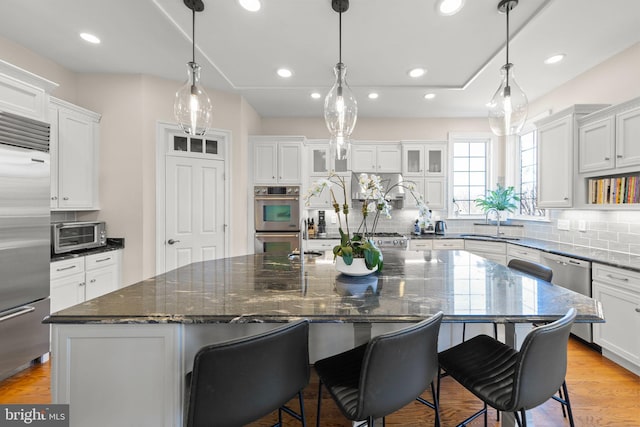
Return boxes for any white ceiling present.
[1,0,639,119]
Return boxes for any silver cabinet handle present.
[90,279,96,283]
[56,265,77,272]
[167,239,180,245]
[79,282,86,287]
[635,308,640,313]
[563,197,569,200]
[0,306,35,323]
[95,257,111,263]
[606,274,629,282]
[617,154,623,158]
[51,196,58,200]
[63,197,69,200]
[604,157,610,160]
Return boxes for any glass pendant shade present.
[329,134,351,161]
[488,64,527,136]
[324,63,357,147]
[174,62,213,136]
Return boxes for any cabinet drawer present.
[433,239,464,250]
[85,252,117,271]
[409,240,433,251]
[593,263,640,293]
[506,245,542,262]
[464,240,506,254]
[51,257,85,279]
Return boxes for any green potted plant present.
[474,184,520,222]
[305,172,429,274]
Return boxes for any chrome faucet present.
[299,218,308,267]
[485,208,501,237]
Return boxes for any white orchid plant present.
[305,172,430,271]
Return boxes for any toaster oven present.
[51,221,107,254]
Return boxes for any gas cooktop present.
[353,232,407,248]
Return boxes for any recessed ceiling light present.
[80,32,100,44]
[408,68,426,78]
[310,92,322,99]
[368,93,379,100]
[238,0,261,12]
[424,93,436,100]
[544,54,566,65]
[436,0,465,16]
[277,68,292,78]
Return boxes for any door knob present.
[167,239,180,245]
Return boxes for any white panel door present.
[165,156,225,271]
[57,109,95,208]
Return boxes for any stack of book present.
[588,175,640,204]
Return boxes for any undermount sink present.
[460,233,520,241]
[288,251,324,261]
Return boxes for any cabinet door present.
[579,117,615,173]
[351,146,377,172]
[253,142,278,183]
[537,116,573,208]
[423,179,444,210]
[376,146,401,172]
[85,265,119,301]
[49,106,59,208]
[278,143,301,183]
[593,281,640,366]
[57,109,96,209]
[425,145,445,176]
[402,145,425,176]
[50,273,85,313]
[616,106,640,168]
[309,145,329,176]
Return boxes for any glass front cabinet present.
[307,140,350,176]
[401,142,447,210]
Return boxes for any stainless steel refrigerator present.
[0,111,50,380]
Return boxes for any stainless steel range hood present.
[351,172,408,204]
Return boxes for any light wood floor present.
[1,338,638,426]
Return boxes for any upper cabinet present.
[401,142,446,177]
[251,136,304,184]
[49,97,101,210]
[579,98,640,174]
[536,105,607,208]
[307,139,350,176]
[0,60,57,121]
[351,143,401,173]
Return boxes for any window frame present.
[447,133,495,219]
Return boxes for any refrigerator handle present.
[0,306,36,323]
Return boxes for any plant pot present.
[335,257,378,276]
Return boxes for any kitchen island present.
[46,250,603,427]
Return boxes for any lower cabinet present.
[432,239,464,250]
[464,240,507,265]
[506,245,542,264]
[50,250,122,313]
[409,239,433,251]
[592,263,640,374]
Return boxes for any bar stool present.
[315,312,443,427]
[185,319,310,427]
[438,308,576,427]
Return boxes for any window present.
[517,130,546,218]
[451,137,490,216]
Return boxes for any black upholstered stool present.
[315,312,443,427]
[438,308,576,427]
[185,320,310,427]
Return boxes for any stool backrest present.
[186,319,310,427]
[358,312,443,420]
[511,308,576,410]
[507,259,553,282]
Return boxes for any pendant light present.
[324,0,357,161]
[174,0,213,136]
[488,0,527,136]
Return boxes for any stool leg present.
[316,382,323,427]
[298,390,307,427]
[562,381,575,427]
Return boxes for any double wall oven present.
[254,185,301,254]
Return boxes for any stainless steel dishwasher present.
[541,252,593,343]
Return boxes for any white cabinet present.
[409,239,433,251]
[615,105,640,169]
[307,140,350,176]
[49,97,101,210]
[506,245,542,264]
[401,142,446,177]
[536,105,606,208]
[579,116,615,173]
[351,143,401,173]
[50,258,85,313]
[0,60,56,121]
[306,176,351,210]
[252,137,303,184]
[592,263,640,374]
[50,250,122,312]
[413,178,445,210]
[464,240,507,265]
[432,239,464,250]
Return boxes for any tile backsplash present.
[307,208,640,256]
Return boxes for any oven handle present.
[255,233,300,238]
[254,196,299,201]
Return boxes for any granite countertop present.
[45,249,603,325]
[410,234,640,273]
[50,238,125,262]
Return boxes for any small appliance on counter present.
[51,221,107,254]
[317,211,327,237]
[434,220,447,235]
